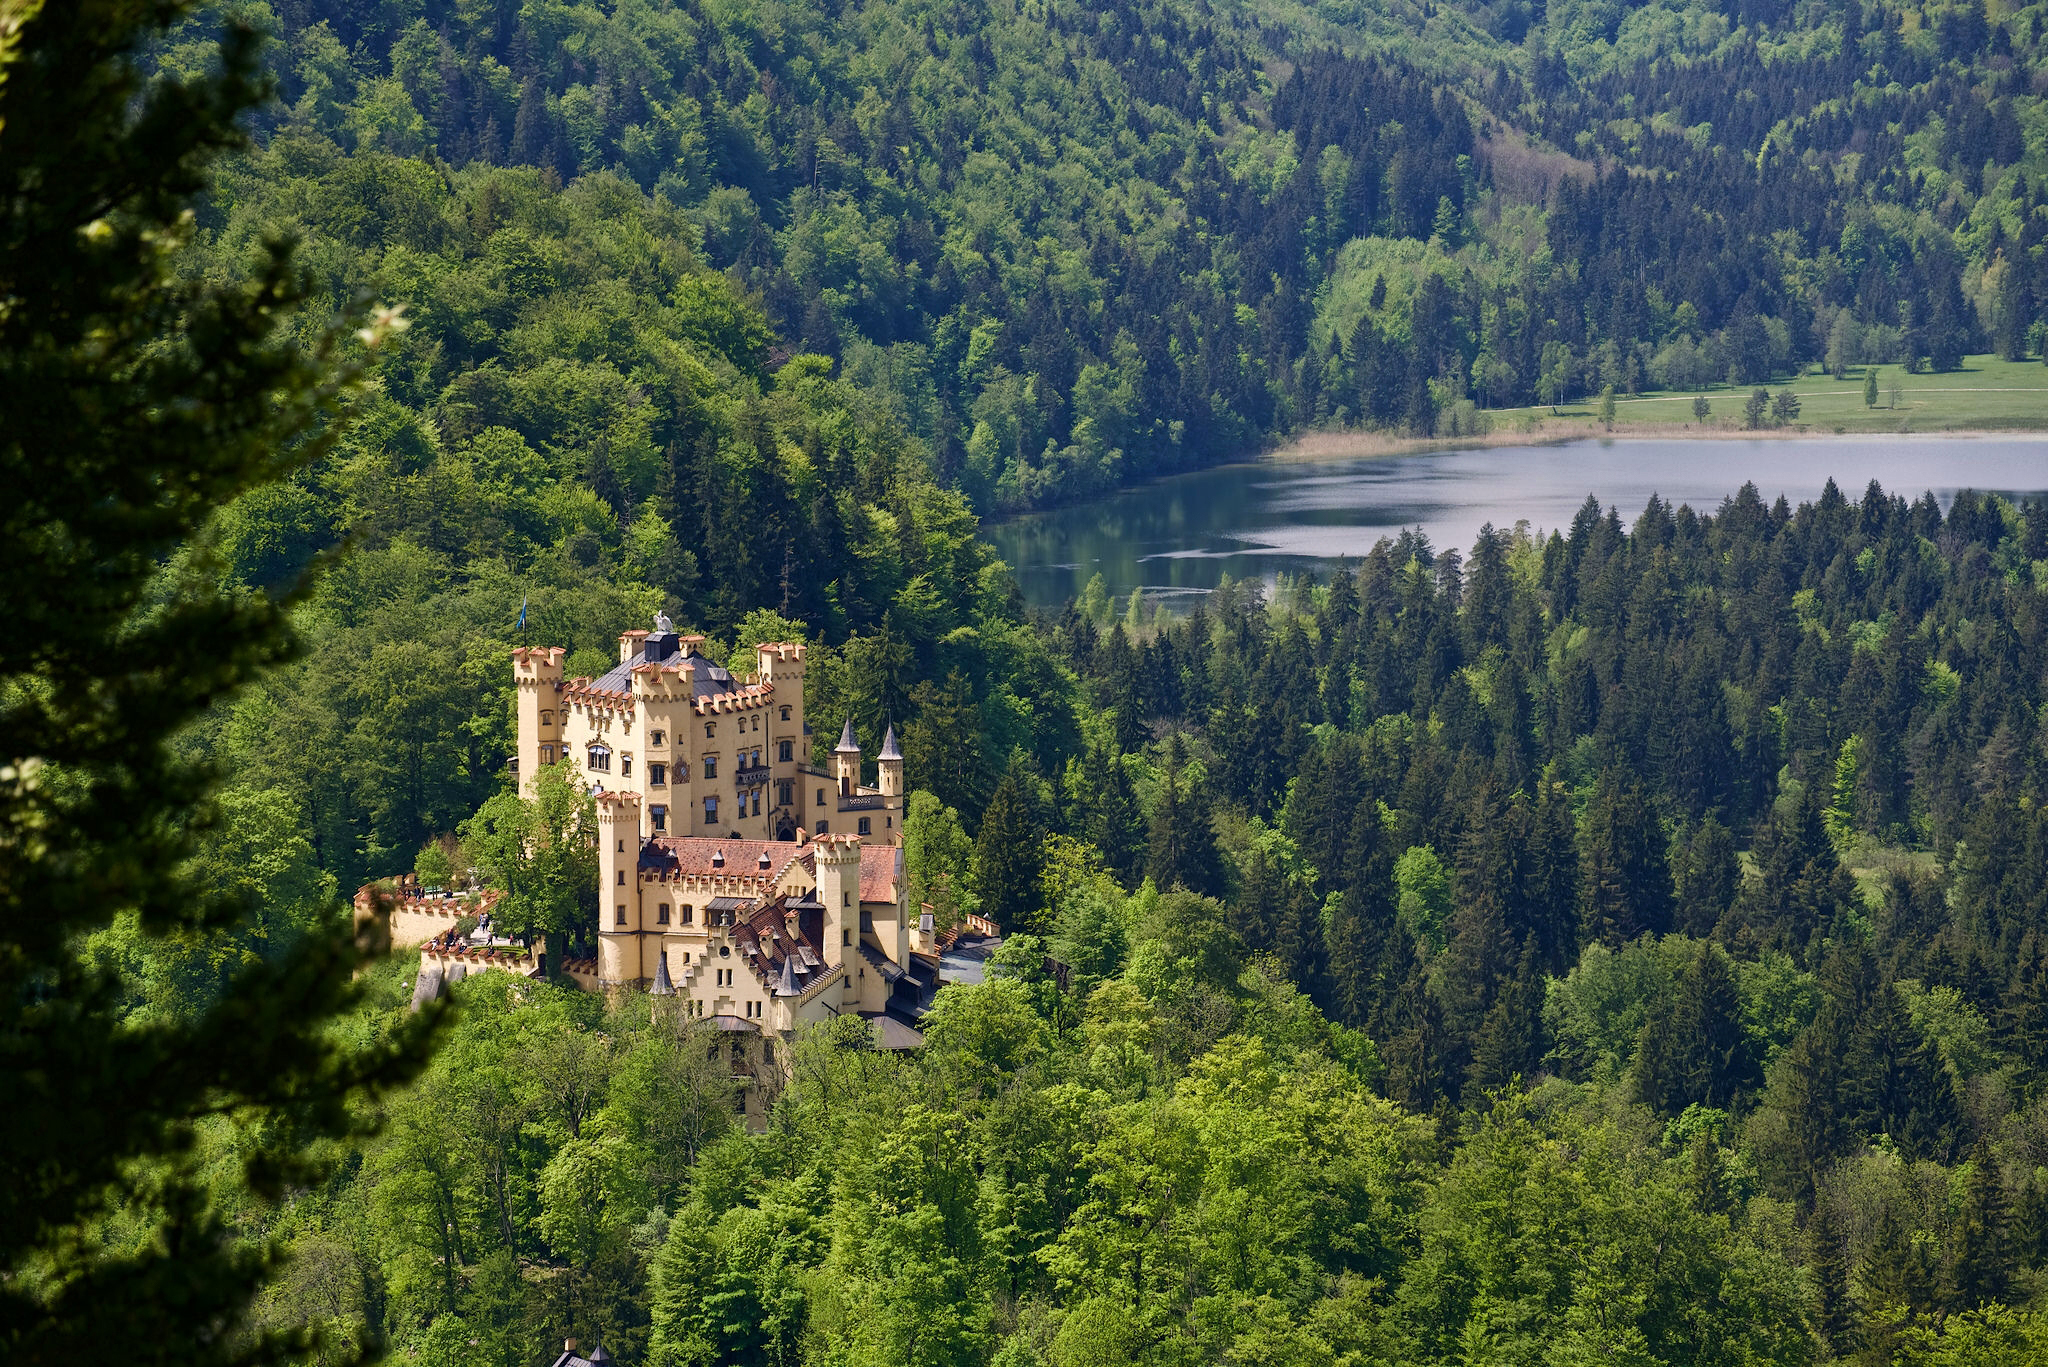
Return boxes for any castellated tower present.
[814,833,863,1005]
[596,791,645,988]
[512,646,566,797]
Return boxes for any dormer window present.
[587,743,612,773]
[712,848,725,868]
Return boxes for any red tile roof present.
[642,836,805,883]
[861,844,901,904]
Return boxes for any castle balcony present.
[837,793,887,812]
[733,760,771,788]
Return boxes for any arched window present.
[780,706,791,721]
[540,710,554,726]
[587,743,612,772]
[705,722,716,739]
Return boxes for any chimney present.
[564,1340,578,1355]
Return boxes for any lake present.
[982,435,2048,610]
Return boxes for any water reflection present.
[983,435,2048,608]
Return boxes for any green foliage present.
[906,790,977,930]
[462,760,599,947]
[0,3,438,1360]
[1393,844,1452,952]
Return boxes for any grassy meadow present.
[1494,354,2048,435]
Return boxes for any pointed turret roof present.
[651,953,675,996]
[777,954,801,997]
[835,718,860,752]
[879,724,902,761]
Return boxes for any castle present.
[509,620,942,1050]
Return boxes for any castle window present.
[587,743,611,772]
[705,722,716,739]
[702,756,718,779]
[858,817,871,836]
[617,870,626,885]
[703,796,719,824]
[681,904,694,924]
[657,904,670,925]
[816,788,826,805]
[651,730,664,747]
[541,710,554,726]
[650,763,666,787]
[817,821,829,834]
[763,1040,775,1063]
[779,740,792,763]
[651,804,667,832]
[620,755,633,778]
[781,706,791,721]
[751,792,761,816]
[777,780,793,806]
[539,745,554,764]
[616,904,627,925]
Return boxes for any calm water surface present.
[984,435,2048,609]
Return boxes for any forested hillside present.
[45,3,2048,1366]
[177,0,2048,514]
[229,480,2048,1366]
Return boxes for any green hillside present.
[169,0,2048,522]
[18,6,2048,1367]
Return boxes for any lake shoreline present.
[985,432,2048,608]
[1265,422,2048,465]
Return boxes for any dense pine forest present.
[14,3,2048,1367]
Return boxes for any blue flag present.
[516,594,527,632]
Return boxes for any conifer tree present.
[1381,961,1452,1111]
[1672,818,1739,937]
[1634,941,1758,1115]
[1084,745,1147,886]
[1807,1199,1856,1359]
[1852,979,1962,1164]
[1949,1141,2012,1310]
[0,4,435,1360]
[1146,734,1225,898]
[1525,772,1581,971]
[974,751,1049,932]
[2001,940,2048,1102]
[1325,803,1399,1029]
[1465,940,1545,1094]
[1578,768,1673,946]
